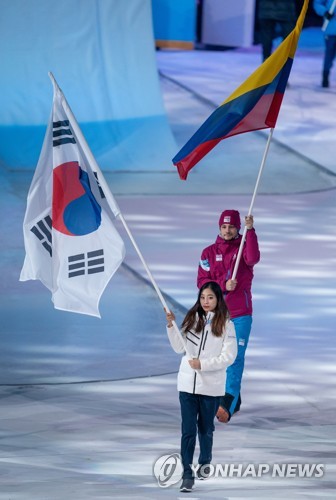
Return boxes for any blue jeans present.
[323,35,336,74]
[179,392,220,479]
[220,315,252,416]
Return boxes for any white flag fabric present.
[20,76,125,318]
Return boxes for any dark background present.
[195,0,322,45]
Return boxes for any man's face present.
[220,224,238,240]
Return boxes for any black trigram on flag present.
[68,249,104,278]
[53,120,76,147]
[93,172,106,199]
[30,215,52,256]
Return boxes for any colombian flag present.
[173,0,309,180]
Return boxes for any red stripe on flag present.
[176,138,221,180]
[225,91,285,138]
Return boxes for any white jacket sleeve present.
[200,320,237,372]
[166,324,186,354]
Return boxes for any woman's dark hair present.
[181,281,229,337]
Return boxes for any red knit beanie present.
[218,210,241,230]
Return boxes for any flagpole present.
[48,72,190,354]
[322,0,336,31]
[116,212,165,306]
[116,214,192,356]
[232,127,274,280]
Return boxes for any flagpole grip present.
[232,128,273,280]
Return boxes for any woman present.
[166,281,237,492]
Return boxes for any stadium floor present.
[0,27,335,498]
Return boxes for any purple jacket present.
[197,229,260,319]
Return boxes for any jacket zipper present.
[193,326,205,393]
[244,289,249,308]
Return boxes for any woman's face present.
[200,288,218,312]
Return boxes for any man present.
[197,210,260,422]
[314,0,336,87]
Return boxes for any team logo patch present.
[200,259,210,271]
[223,216,231,223]
[216,254,222,261]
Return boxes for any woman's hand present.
[188,358,201,370]
[165,308,176,327]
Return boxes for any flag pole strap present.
[232,127,274,280]
[322,0,336,31]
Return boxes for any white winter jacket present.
[167,312,237,397]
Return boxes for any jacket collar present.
[205,311,215,323]
[196,311,215,323]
